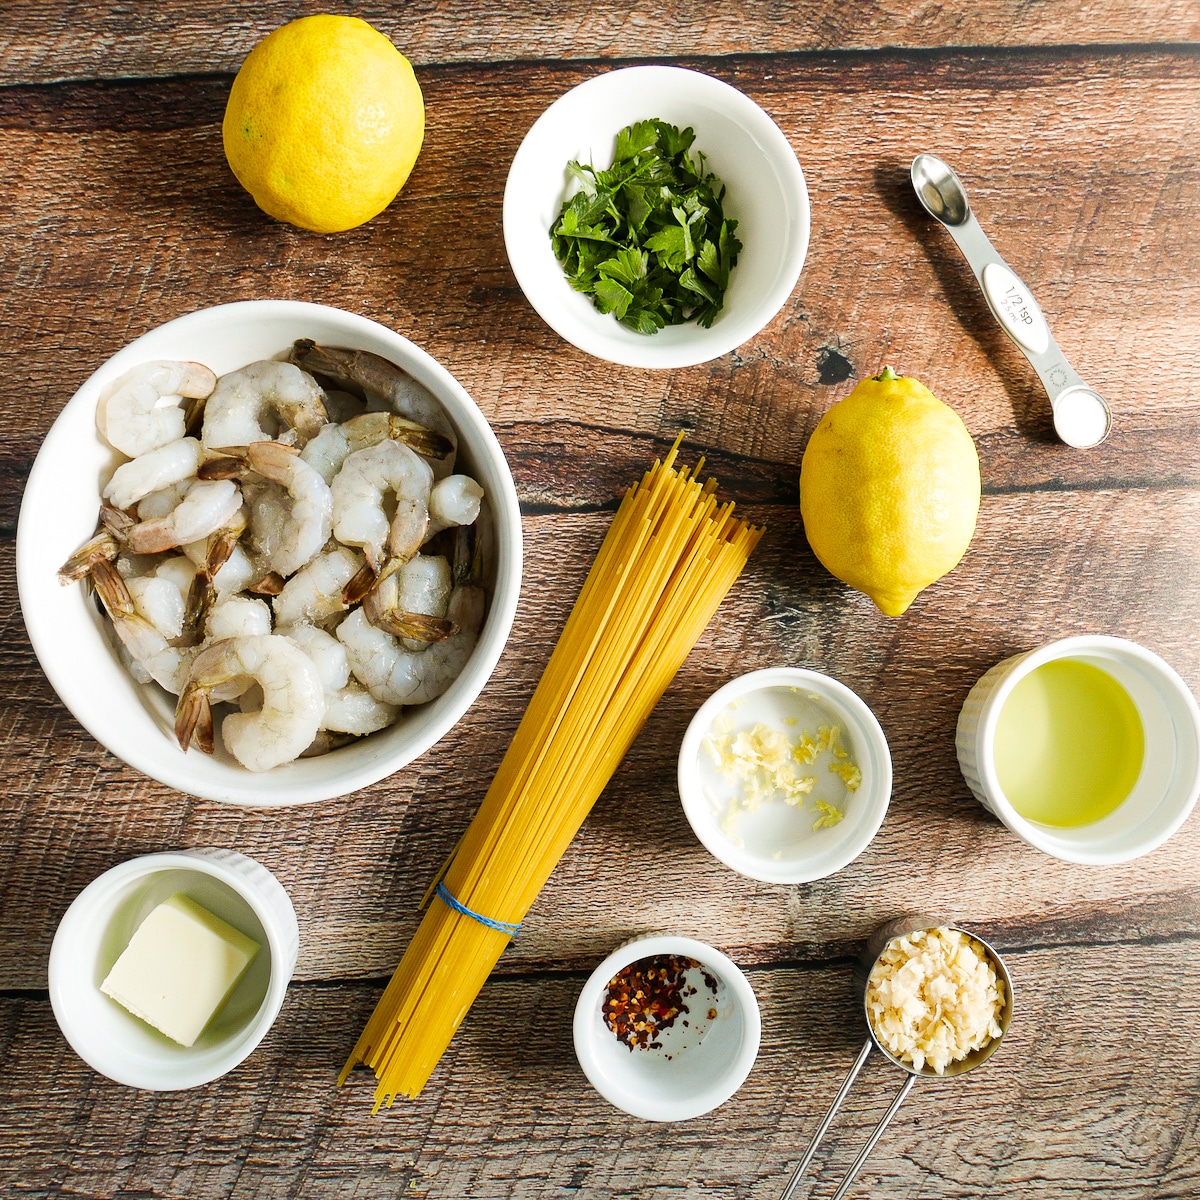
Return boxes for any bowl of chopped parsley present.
[503,66,810,369]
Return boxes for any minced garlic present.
[702,708,860,838]
[865,927,1005,1075]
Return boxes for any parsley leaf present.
[549,118,741,336]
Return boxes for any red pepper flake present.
[602,954,711,1051]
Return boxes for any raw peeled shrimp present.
[272,545,362,627]
[103,437,202,511]
[202,441,332,577]
[201,360,327,451]
[285,624,398,736]
[154,554,197,598]
[127,572,187,641]
[92,560,195,694]
[96,361,216,458]
[324,683,400,736]
[339,530,485,706]
[338,589,481,706]
[300,412,453,483]
[425,474,485,541]
[363,553,454,644]
[299,423,348,485]
[290,339,457,475]
[331,440,432,590]
[175,634,324,771]
[126,478,243,555]
[138,478,192,520]
[206,595,273,641]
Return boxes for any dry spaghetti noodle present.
[341,436,763,1106]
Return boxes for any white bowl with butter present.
[49,848,298,1090]
[678,667,892,883]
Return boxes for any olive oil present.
[993,659,1144,827]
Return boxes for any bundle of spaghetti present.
[341,436,763,1108]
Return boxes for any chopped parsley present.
[550,118,742,335]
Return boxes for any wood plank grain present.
[0,1,1198,87]
[0,50,1197,533]
[1,936,1197,1199]
[3,33,1200,1199]
[4,484,1200,990]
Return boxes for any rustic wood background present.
[2,3,1199,1198]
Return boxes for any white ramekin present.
[573,934,761,1122]
[48,848,299,1090]
[956,635,1200,864]
[678,667,892,884]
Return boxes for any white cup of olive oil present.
[957,636,1200,864]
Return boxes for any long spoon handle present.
[939,212,1089,403]
[779,1039,874,1200]
[828,1073,918,1200]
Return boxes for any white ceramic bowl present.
[678,667,892,884]
[573,934,761,1122]
[17,300,523,806]
[48,848,298,1090]
[957,635,1200,864]
[503,65,810,368]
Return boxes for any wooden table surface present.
[3,4,1200,1198]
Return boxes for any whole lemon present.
[799,368,980,616]
[222,15,425,233]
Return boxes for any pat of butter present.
[100,893,260,1047]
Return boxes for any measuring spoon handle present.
[943,214,1086,402]
[940,214,1112,446]
[828,1073,918,1200]
[779,1039,874,1200]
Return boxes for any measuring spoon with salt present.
[910,153,1112,449]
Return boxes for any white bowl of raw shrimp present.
[17,300,523,806]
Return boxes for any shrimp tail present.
[289,338,352,386]
[392,423,453,462]
[59,529,121,584]
[197,453,250,481]
[184,521,242,636]
[369,609,459,643]
[183,390,208,439]
[342,561,379,606]
[184,572,213,641]
[175,683,215,754]
[91,558,135,617]
[452,522,481,586]
[100,502,136,537]
[249,571,286,596]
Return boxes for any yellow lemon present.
[223,15,425,234]
[799,368,980,616]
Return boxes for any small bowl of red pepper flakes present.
[572,934,761,1121]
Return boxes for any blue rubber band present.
[435,880,521,937]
